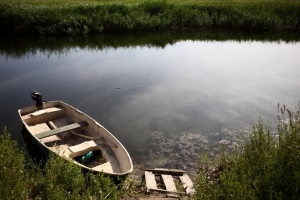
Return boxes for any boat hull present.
[18,101,133,176]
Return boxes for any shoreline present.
[1,1,299,36]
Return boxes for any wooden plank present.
[161,174,177,192]
[148,188,185,194]
[22,107,65,121]
[35,121,88,139]
[167,193,179,198]
[69,140,98,153]
[179,173,196,194]
[146,168,185,176]
[30,123,51,134]
[31,110,48,116]
[145,171,157,190]
[47,121,57,129]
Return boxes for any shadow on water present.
[1,29,299,59]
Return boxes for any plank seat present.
[22,107,61,119]
[35,121,88,139]
[22,107,66,125]
[69,140,98,154]
[29,123,62,143]
[68,140,104,158]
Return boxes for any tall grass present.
[196,103,300,199]
[0,1,299,35]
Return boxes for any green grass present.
[0,0,299,35]
[196,103,300,199]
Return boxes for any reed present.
[0,0,299,35]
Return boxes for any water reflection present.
[1,29,299,59]
[1,30,300,174]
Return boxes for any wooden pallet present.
[145,168,196,195]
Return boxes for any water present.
[1,32,300,173]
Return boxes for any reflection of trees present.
[1,29,299,59]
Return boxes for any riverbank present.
[2,103,300,199]
[0,0,299,35]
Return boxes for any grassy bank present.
[0,0,299,35]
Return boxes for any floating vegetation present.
[135,126,252,174]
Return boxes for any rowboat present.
[18,92,133,176]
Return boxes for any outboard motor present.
[31,91,45,109]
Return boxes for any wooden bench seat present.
[29,123,62,143]
[69,140,98,153]
[68,140,100,158]
[35,121,88,139]
[22,107,66,125]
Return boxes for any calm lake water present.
[1,32,300,173]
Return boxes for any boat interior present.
[20,105,122,174]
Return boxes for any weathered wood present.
[161,174,177,192]
[22,107,66,125]
[179,173,196,194]
[167,193,179,198]
[31,109,48,116]
[146,168,185,176]
[148,188,185,194]
[69,140,98,154]
[145,171,158,190]
[35,121,88,139]
[47,121,57,129]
